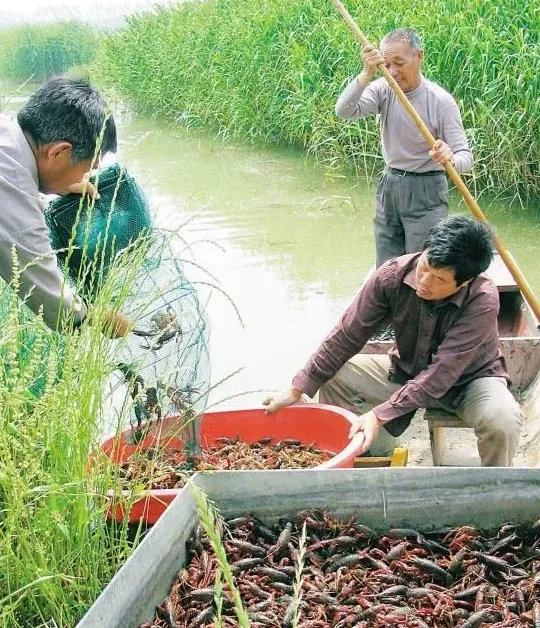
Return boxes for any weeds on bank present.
[96,0,540,203]
[0,143,242,624]
[0,242,148,626]
[0,22,99,82]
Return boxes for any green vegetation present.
[192,485,251,628]
[96,0,540,202]
[0,233,152,626]
[0,22,98,81]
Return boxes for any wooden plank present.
[429,423,447,466]
[485,252,518,292]
[353,456,391,468]
[501,337,540,392]
[424,411,465,429]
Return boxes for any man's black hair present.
[17,76,117,162]
[423,215,494,285]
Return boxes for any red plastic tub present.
[102,403,364,524]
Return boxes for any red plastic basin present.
[102,403,364,524]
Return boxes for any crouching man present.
[264,215,522,466]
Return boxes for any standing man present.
[335,28,473,267]
[0,76,130,335]
[264,216,522,467]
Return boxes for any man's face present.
[35,142,93,195]
[380,40,423,93]
[415,251,469,301]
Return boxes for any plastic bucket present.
[102,403,364,524]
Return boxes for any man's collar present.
[446,283,470,307]
[405,77,425,98]
[404,266,418,292]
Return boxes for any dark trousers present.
[374,169,448,267]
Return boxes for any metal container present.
[78,468,540,628]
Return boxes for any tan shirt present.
[335,77,473,173]
[0,115,87,328]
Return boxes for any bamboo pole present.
[332,0,540,325]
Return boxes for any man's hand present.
[358,44,385,85]
[101,309,132,338]
[262,388,304,414]
[65,173,100,200]
[429,139,454,167]
[348,410,381,454]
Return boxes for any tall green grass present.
[0,234,153,626]
[96,0,540,202]
[0,22,99,82]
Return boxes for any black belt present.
[388,167,445,177]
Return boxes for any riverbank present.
[97,0,540,202]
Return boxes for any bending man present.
[336,28,473,267]
[0,76,129,335]
[264,216,522,467]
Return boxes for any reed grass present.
[212,566,225,627]
[191,484,309,628]
[191,484,250,628]
[291,522,307,628]
[0,158,184,625]
[96,0,540,202]
[0,22,99,82]
[0,243,153,626]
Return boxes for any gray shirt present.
[0,115,87,328]
[335,77,473,173]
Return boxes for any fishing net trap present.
[45,163,211,438]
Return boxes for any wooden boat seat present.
[424,409,470,466]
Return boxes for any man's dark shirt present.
[293,253,508,423]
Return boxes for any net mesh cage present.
[45,163,211,440]
[47,162,153,299]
